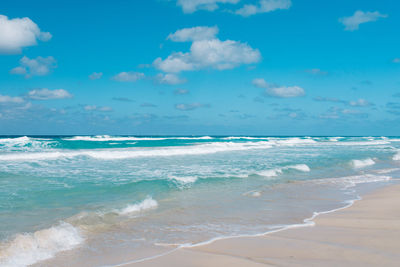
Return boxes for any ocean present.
[0,136,399,266]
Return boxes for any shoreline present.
[120,182,400,267]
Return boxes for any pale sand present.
[126,184,400,267]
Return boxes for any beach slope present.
[132,184,400,267]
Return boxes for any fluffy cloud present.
[177,0,239,13]
[339,11,387,31]
[236,0,292,17]
[167,26,219,42]
[10,56,56,78]
[112,72,145,82]
[175,103,209,110]
[154,26,261,73]
[252,78,305,98]
[89,72,103,80]
[0,94,24,103]
[0,15,51,54]
[155,73,186,85]
[27,88,73,100]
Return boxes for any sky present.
[0,0,399,136]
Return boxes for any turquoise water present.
[0,136,399,266]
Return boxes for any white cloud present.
[156,73,186,85]
[175,103,209,110]
[177,0,239,13]
[10,56,56,78]
[252,78,305,98]
[154,27,261,73]
[167,26,219,42]
[112,72,145,82]
[236,0,292,17]
[267,86,305,98]
[84,105,113,112]
[0,94,24,103]
[27,88,72,100]
[89,72,103,80]
[339,10,387,31]
[252,78,269,88]
[0,15,51,54]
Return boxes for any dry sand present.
[126,184,400,267]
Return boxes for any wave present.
[0,136,56,152]
[351,158,375,168]
[63,135,214,141]
[0,141,274,161]
[257,164,310,177]
[222,136,268,140]
[393,152,400,161]
[168,175,198,184]
[63,135,167,141]
[0,222,83,267]
[328,137,344,142]
[267,137,317,145]
[117,197,158,216]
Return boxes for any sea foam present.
[117,197,158,216]
[0,141,273,161]
[393,152,400,161]
[257,164,310,177]
[0,222,83,267]
[351,158,375,168]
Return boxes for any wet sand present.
[128,183,400,267]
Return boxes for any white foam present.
[0,222,83,267]
[257,168,283,177]
[289,164,311,172]
[63,135,167,141]
[328,137,344,142]
[351,158,375,168]
[257,164,310,177]
[63,135,213,141]
[268,137,317,146]
[222,136,268,140]
[0,136,55,152]
[251,191,261,197]
[393,152,400,161]
[0,141,273,161]
[168,175,198,184]
[117,197,158,216]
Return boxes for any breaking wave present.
[0,222,83,267]
[351,158,376,168]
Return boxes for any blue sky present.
[0,0,399,135]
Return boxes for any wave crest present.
[117,197,158,216]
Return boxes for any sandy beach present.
[128,183,400,267]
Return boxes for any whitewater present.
[0,136,400,266]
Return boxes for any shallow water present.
[0,136,399,266]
